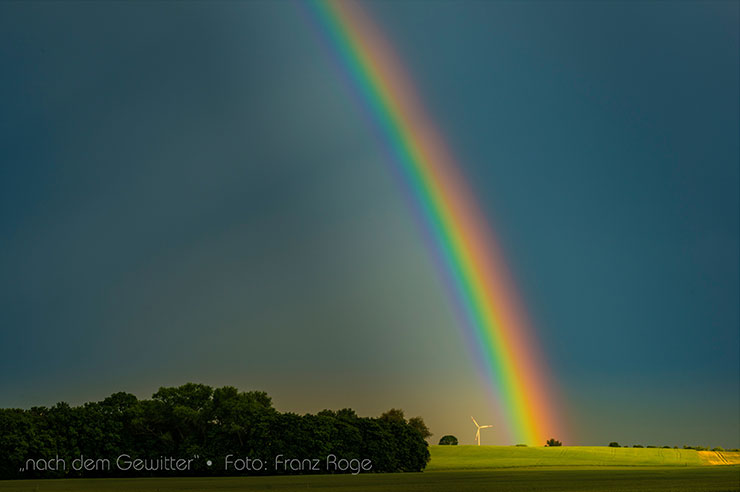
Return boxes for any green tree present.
[546,438,562,447]
[0,384,432,478]
[609,442,620,447]
[438,435,458,445]
[408,416,432,440]
[380,408,406,423]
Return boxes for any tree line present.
[609,442,739,451]
[0,383,430,479]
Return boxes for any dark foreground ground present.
[1,467,738,492]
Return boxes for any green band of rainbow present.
[308,0,562,445]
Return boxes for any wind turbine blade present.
[471,416,479,427]
[481,425,493,429]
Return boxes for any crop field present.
[1,446,738,492]
[426,445,740,469]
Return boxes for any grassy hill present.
[1,446,738,491]
[427,445,740,470]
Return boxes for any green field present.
[427,445,713,469]
[1,446,738,492]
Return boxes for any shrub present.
[633,445,644,448]
[608,442,620,447]
[515,444,528,447]
[711,447,724,452]
[545,438,562,447]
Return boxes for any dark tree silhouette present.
[438,435,458,445]
[0,384,430,479]
[408,416,432,440]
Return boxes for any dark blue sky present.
[0,1,737,447]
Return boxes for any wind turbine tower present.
[471,416,493,446]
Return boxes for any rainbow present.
[307,0,562,445]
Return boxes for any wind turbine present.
[471,416,493,446]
